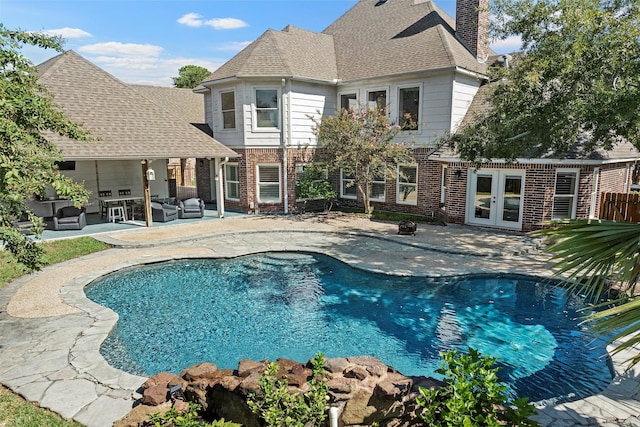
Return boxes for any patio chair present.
[178,198,205,219]
[98,190,112,218]
[52,206,86,230]
[150,202,178,222]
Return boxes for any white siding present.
[209,84,245,148]
[288,82,335,147]
[204,91,213,131]
[451,73,481,132]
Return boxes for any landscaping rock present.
[116,356,436,426]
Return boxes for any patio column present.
[142,160,153,227]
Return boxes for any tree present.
[449,0,640,162]
[313,108,414,214]
[172,65,211,89]
[1,25,90,269]
[446,0,640,367]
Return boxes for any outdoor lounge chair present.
[150,202,178,222]
[178,198,205,219]
[52,206,86,230]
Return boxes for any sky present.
[0,0,521,87]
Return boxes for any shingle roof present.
[37,51,238,160]
[129,84,206,125]
[323,0,488,80]
[204,0,488,85]
[204,26,337,83]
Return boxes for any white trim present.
[396,164,418,205]
[365,86,389,114]
[432,156,638,166]
[224,162,240,202]
[440,164,448,208]
[252,87,281,132]
[552,168,580,220]
[256,163,282,204]
[589,167,600,219]
[340,169,357,200]
[220,89,236,131]
[397,83,423,133]
[338,91,358,111]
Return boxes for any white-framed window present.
[398,85,420,131]
[257,164,281,203]
[397,165,418,205]
[221,91,236,129]
[340,93,358,111]
[225,163,239,201]
[295,163,329,201]
[340,169,357,199]
[367,89,387,114]
[254,88,279,129]
[441,165,448,208]
[552,169,579,219]
[370,173,386,202]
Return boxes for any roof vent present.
[375,0,389,6]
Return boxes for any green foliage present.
[416,348,538,427]
[449,0,640,162]
[149,402,241,427]
[535,220,640,367]
[248,353,329,427]
[313,108,414,214]
[172,65,211,88]
[295,163,337,211]
[0,385,83,427]
[0,25,91,270]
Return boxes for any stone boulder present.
[116,356,443,427]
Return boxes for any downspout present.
[217,157,229,218]
[281,78,289,214]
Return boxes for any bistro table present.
[99,195,144,221]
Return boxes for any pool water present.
[85,252,613,404]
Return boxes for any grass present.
[0,386,84,427]
[0,237,110,427]
[0,237,110,288]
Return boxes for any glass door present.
[467,169,524,229]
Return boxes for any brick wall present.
[195,158,212,203]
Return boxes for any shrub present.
[247,353,329,427]
[148,402,241,427]
[416,348,539,427]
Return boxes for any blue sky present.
[1,0,520,87]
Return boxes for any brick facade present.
[211,147,634,232]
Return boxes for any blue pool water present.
[85,252,613,403]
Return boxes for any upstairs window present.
[367,90,387,114]
[221,91,236,129]
[552,170,579,219]
[340,93,357,111]
[398,86,420,130]
[255,89,279,128]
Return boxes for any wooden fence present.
[599,192,640,222]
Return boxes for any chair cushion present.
[60,206,82,217]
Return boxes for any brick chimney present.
[456,0,490,60]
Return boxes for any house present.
[195,0,638,231]
[33,50,238,219]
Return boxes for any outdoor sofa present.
[150,202,178,222]
[52,206,86,230]
[178,198,205,219]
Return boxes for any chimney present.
[456,0,490,60]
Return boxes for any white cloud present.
[216,41,252,51]
[177,13,248,30]
[204,18,248,30]
[78,42,163,57]
[177,13,204,27]
[490,35,522,54]
[44,27,92,39]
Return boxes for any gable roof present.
[37,51,237,160]
[204,25,337,83]
[323,0,488,81]
[204,0,488,85]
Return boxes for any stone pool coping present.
[1,217,639,426]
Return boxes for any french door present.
[467,169,524,229]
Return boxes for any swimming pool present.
[85,252,613,404]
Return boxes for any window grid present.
[397,165,418,205]
[225,163,239,201]
[221,91,236,129]
[552,170,578,219]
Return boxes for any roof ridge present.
[435,25,457,67]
